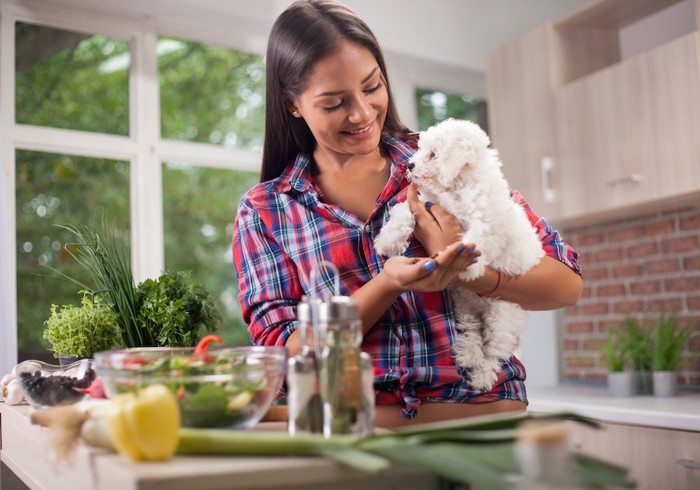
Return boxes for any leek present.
[176,411,635,488]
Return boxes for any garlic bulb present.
[4,379,25,405]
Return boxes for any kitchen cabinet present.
[487,0,700,227]
[567,421,700,490]
[487,24,561,220]
[527,385,700,490]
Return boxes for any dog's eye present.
[429,151,436,160]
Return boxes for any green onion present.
[54,221,153,347]
[176,411,634,488]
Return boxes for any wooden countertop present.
[0,403,439,490]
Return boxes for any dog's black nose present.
[406,162,415,171]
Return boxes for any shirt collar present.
[275,132,416,194]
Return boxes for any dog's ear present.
[435,139,477,188]
[437,157,467,188]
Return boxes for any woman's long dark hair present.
[260,0,409,182]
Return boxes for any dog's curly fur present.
[374,118,544,390]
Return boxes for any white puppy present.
[374,118,544,390]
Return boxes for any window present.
[162,163,259,345]
[415,88,488,131]
[2,7,265,370]
[158,37,265,149]
[15,22,130,135]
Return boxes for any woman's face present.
[290,41,389,162]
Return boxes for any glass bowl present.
[13,358,96,409]
[93,346,288,430]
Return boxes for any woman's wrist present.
[374,268,408,296]
[477,269,502,297]
[454,266,503,296]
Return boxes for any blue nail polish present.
[466,247,474,253]
[424,260,436,271]
[424,201,433,209]
[456,244,465,253]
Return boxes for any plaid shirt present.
[232,133,581,418]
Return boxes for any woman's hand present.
[381,241,480,294]
[406,184,464,257]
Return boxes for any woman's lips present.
[343,123,374,137]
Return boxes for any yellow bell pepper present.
[106,384,180,461]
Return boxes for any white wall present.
[520,311,561,388]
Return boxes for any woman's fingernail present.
[456,244,465,253]
[466,247,474,254]
[423,260,436,271]
[424,201,433,209]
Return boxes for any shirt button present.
[364,224,371,233]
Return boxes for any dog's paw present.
[469,366,500,391]
[459,261,485,281]
[374,233,409,257]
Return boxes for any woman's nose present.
[348,97,371,123]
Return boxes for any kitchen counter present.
[527,384,700,432]
[0,403,439,490]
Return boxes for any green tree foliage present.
[15,22,129,134]
[158,37,265,149]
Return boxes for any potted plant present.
[602,328,633,397]
[43,291,121,364]
[621,317,653,395]
[650,313,691,397]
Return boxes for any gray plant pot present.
[607,371,634,397]
[634,370,653,395]
[653,371,678,397]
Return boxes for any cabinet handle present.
[605,174,643,187]
[676,459,700,470]
[540,157,556,203]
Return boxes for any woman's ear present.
[286,98,302,118]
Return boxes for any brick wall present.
[561,204,700,387]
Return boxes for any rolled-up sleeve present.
[232,194,302,346]
[511,189,582,276]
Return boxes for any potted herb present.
[602,328,633,397]
[651,314,691,397]
[621,317,653,395]
[43,291,121,364]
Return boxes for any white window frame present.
[0,0,261,374]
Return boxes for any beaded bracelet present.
[478,270,502,297]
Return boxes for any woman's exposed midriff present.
[375,399,527,429]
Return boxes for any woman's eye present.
[365,82,383,94]
[323,101,343,112]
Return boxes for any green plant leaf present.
[573,452,636,488]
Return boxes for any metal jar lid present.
[318,296,359,323]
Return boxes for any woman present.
[232,0,583,428]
